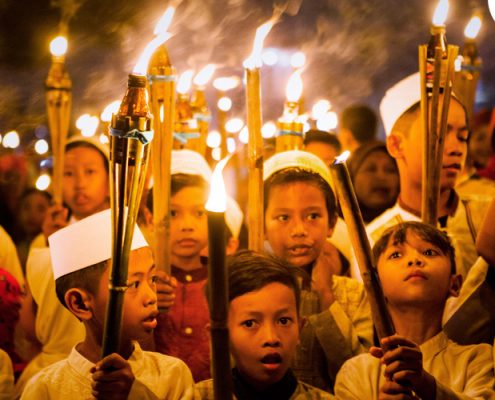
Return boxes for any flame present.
[2,130,20,149]
[76,114,99,137]
[153,6,175,35]
[36,174,51,191]
[193,64,216,86]
[285,70,303,103]
[464,16,482,39]
[133,32,173,75]
[159,104,164,123]
[432,0,449,26]
[225,118,244,133]
[316,111,338,131]
[100,100,121,122]
[243,19,277,69]
[312,100,331,120]
[217,97,232,112]
[261,121,277,139]
[454,55,463,72]
[206,130,222,148]
[490,0,495,22]
[177,70,195,94]
[334,150,351,164]
[205,155,231,212]
[213,76,240,91]
[50,36,68,57]
[290,51,306,69]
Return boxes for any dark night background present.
[0,0,494,141]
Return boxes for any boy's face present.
[93,247,158,343]
[377,231,460,308]
[63,147,109,220]
[304,142,339,168]
[393,99,469,191]
[228,282,301,391]
[19,192,50,235]
[170,186,208,261]
[265,181,333,268]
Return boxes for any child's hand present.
[312,241,340,311]
[371,335,436,400]
[90,353,135,399]
[156,271,177,312]
[42,204,68,239]
[378,380,420,400]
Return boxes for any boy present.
[195,250,333,399]
[338,104,378,152]
[303,129,342,168]
[21,209,194,399]
[263,150,373,391]
[335,222,495,399]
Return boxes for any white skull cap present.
[49,208,148,280]
[66,135,110,161]
[171,149,212,182]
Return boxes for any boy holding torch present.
[335,221,495,399]
[21,210,194,399]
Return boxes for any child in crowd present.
[21,209,194,399]
[335,221,495,398]
[347,141,399,224]
[263,150,373,392]
[16,136,110,395]
[303,129,342,168]
[195,250,333,399]
[0,348,14,400]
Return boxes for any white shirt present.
[21,342,194,399]
[335,331,495,399]
[0,349,13,400]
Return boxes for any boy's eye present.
[388,251,401,260]
[63,171,73,178]
[127,281,140,290]
[196,210,205,217]
[423,248,439,257]
[241,320,257,329]
[151,275,159,285]
[307,213,320,221]
[276,215,288,222]
[171,210,177,217]
[278,317,293,326]
[85,169,96,175]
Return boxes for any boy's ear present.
[65,289,94,321]
[448,274,463,298]
[386,133,404,159]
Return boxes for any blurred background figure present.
[338,104,378,152]
[303,129,341,168]
[347,141,400,224]
[13,189,52,271]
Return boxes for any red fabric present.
[478,156,495,181]
[154,264,211,382]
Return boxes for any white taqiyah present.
[380,72,421,137]
[171,149,212,182]
[66,135,110,161]
[263,150,333,189]
[49,209,148,280]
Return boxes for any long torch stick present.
[148,45,176,275]
[102,73,153,357]
[330,152,395,347]
[45,36,71,204]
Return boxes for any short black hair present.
[19,187,52,204]
[55,261,109,309]
[171,173,208,197]
[303,130,342,153]
[341,105,378,143]
[264,168,337,227]
[372,221,456,274]
[226,250,304,311]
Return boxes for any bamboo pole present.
[102,73,153,357]
[148,46,176,275]
[245,68,264,252]
[330,154,395,347]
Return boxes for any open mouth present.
[288,245,311,256]
[260,353,282,367]
[442,163,461,171]
[142,311,159,329]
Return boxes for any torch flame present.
[285,70,303,103]
[213,76,240,91]
[50,36,68,57]
[432,0,449,26]
[243,19,277,69]
[334,150,351,164]
[153,6,175,35]
[464,16,482,39]
[205,155,231,212]
[177,70,195,94]
[489,0,495,22]
[193,64,216,86]
[133,32,173,75]
[100,100,121,122]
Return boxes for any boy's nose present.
[261,324,281,347]
[144,281,158,306]
[290,218,307,237]
[407,258,424,267]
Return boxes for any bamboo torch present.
[330,151,395,346]
[101,31,171,357]
[275,70,304,153]
[419,0,458,225]
[174,70,200,150]
[45,36,71,204]
[243,20,276,252]
[191,64,216,156]
[453,15,482,121]
[147,6,177,275]
[205,156,233,400]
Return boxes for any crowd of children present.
[1,70,495,399]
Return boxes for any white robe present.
[0,349,13,400]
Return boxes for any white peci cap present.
[263,150,333,188]
[49,209,148,280]
[379,72,421,137]
[66,135,110,161]
[171,149,212,182]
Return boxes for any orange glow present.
[335,150,351,164]
[193,64,216,86]
[243,20,276,69]
[285,70,303,103]
[177,70,194,94]
[205,156,231,212]
[432,0,449,26]
[213,76,240,91]
[50,36,68,57]
[464,16,482,39]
